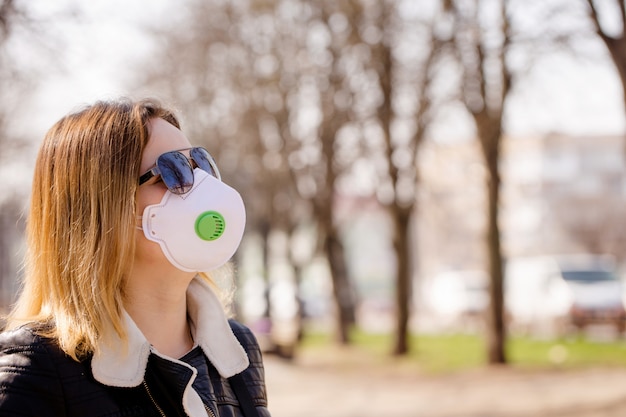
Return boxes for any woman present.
[0,98,270,416]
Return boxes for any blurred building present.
[414,133,626,327]
[417,138,486,277]
[502,133,626,262]
[417,133,626,278]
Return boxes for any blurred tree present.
[0,0,38,309]
[585,0,626,137]
[0,0,18,53]
[0,0,29,151]
[302,0,362,343]
[368,1,445,354]
[446,0,513,364]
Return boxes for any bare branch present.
[413,35,442,146]
[617,0,626,36]
[0,0,16,39]
[501,0,512,105]
[585,0,601,32]
[584,0,614,43]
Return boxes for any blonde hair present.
[6,98,221,360]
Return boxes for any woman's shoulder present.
[0,325,82,415]
[0,324,77,369]
[0,324,93,382]
[227,319,263,361]
[227,319,256,343]
[0,324,55,352]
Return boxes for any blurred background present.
[3,0,626,415]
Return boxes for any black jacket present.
[0,320,271,417]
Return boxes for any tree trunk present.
[323,229,356,344]
[586,0,626,155]
[605,43,626,155]
[449,0,510,365]
[259,220,272,319]
[317,79,355,344]
[392,206,413,355]
[478,122,507,365]
[485,157,506,363]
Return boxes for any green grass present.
[300,329,626,373]
[508,336,626,368]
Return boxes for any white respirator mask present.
[138,168,246,272]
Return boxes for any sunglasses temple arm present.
[139,167,160,185]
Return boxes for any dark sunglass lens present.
[191,147,221,180]
[158,151,193,194]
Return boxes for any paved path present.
[263,347,626,417]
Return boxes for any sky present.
[15,0,626,143]
[508,54,626,137]
[19,0,169,136]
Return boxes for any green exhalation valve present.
[195,211,226,241]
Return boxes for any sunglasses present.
[138,147,221,195]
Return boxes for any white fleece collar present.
[91,276,250,387]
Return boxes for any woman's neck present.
[124,262,196,358]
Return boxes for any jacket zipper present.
[143,379,217,417]
[143,380,167,417]
[204,403,217,417]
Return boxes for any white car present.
[505,255,626,336]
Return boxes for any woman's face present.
[134,118,193,266]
